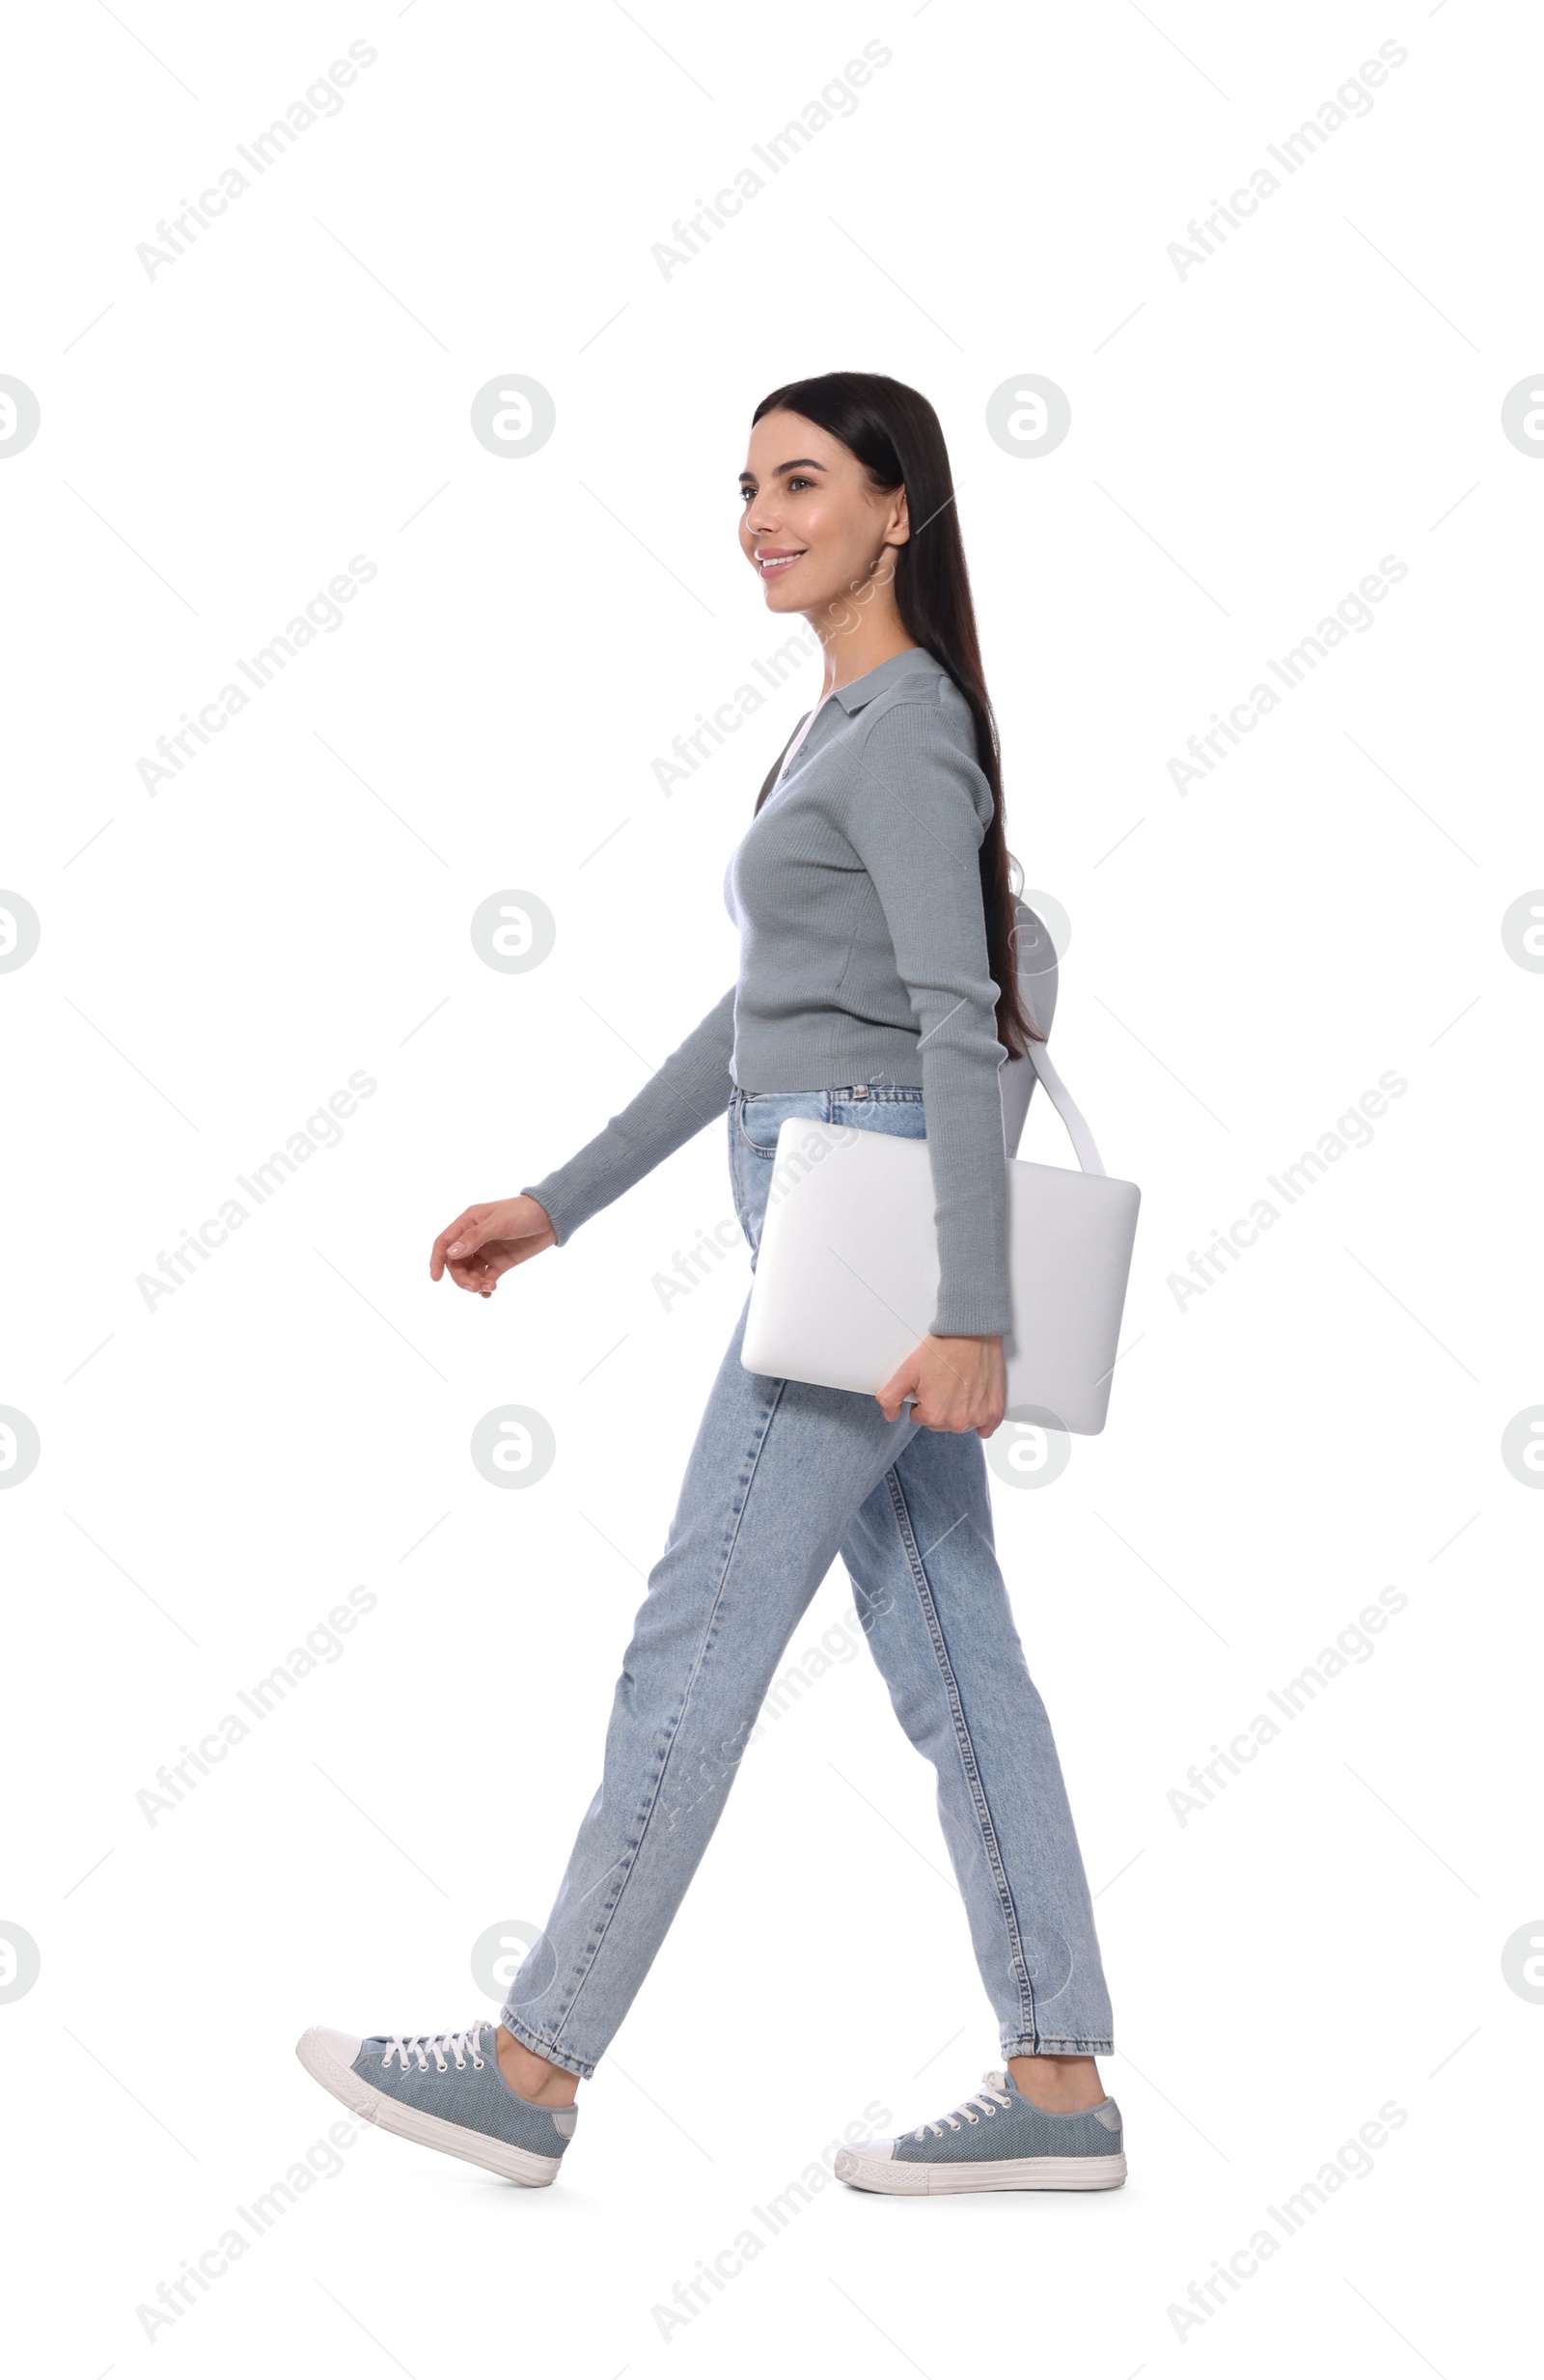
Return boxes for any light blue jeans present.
[502,1084,1115,2078]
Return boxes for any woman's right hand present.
[429,1196,556,1297]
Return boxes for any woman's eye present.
[739,485,755,504]
[786,477,813,491]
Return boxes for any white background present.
[2,1,1539,2372]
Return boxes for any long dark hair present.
[751,371,1040,1059]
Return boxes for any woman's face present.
[738,409,908,616]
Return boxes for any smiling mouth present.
[756,550,805,577]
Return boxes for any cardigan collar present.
[827,646,944,714]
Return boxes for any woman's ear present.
[888,486,911,548]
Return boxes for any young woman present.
[298,373,1123,2196]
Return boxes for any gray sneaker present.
[835,2069,1125,2195]
[296,2022,577,2186]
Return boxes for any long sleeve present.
[521,987,736,1244]
[844,704,1010,1337]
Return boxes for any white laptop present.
[739,908,1141,1435]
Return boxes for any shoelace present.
[912,2069,1013,2140]
[379,2024,488,2075]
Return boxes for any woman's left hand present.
[876,1335,1006,1437]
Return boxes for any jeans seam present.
[542,1367,790,2054]
[498,2009,593,2081]
[1002,2034,1114,2057]
[882,1463,1039,2047]
[732,1114,786,1157]
[731,1090,831,1157]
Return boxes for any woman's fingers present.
[430,1205,490,1278]
[443,1211,493,1259]
[879,1336,1006,1433]
[875,1352,923,1425]
[441,1234,537,1297]
[431,1198,554,1281]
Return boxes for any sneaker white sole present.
[834,2145,1127,2195]
[295,2028,562,2188]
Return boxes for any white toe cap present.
[302,2025,364,2067]
[843,2137,895,2161]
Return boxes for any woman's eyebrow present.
[738,457,828,481]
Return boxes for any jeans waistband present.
[731,1079,924,1103]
